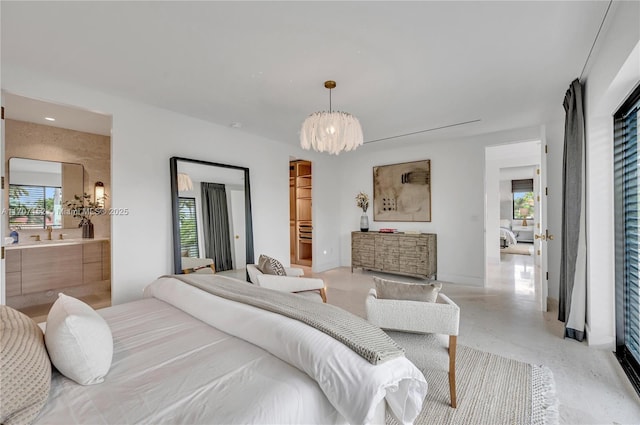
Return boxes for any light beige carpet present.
[501,243,533,255]
[385,334,558,425]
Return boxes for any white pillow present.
[44,293,113,385]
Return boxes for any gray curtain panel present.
[201,182,233,272]
[559,78,587,341]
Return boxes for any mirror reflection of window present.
[179,197,199,258]
[9,185,62,229]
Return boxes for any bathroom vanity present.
[5,238,110,300]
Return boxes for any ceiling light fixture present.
[300,80,363,155]
[45,117,56,121]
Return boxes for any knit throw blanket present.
[166,274,404,365]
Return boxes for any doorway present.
[1,92,112,321]
[485,140,547,310]
[289,159,312,267]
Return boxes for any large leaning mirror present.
[170,157,254,278]
[8,157,84,229]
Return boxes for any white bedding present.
[144,276,428,424]
[500,227,518,246]
[35,276,428,425]
[35,298,342,424]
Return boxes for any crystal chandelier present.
[300,80,363,155]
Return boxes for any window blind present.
[614,83,640,396]
[511,179,533,192]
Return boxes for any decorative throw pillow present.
[258,254,286,276]
[373,277,442,303]
[45,293,113,385]
[0,306,51,425]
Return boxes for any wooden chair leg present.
[319,287,327,303]
[449,335,457,408]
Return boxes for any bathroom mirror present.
[170,157,254,277]
[8,157,84,229]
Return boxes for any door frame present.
[484,139,547,311]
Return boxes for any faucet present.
[30,235,41,242]
[46,226,53,240]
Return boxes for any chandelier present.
[300,80,363,155]
[177,173,193,192]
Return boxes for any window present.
[614,83,640,396]
[512,179,534,220]
[9,184,62,229]
[178,197,199,258]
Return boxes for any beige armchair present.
[246,264,327,303]
[366,288,460,408]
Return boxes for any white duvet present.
[143,276,429,424]
[36,298,343,424]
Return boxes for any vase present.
[82,220,94,239]
[360,213,369,232]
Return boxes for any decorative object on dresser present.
[355,191,370,232]
[351,231,437,279]
[373,160,431,222]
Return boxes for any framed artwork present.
[373,159,431,222]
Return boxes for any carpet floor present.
[501,243,533,255]
[385,332,558,425]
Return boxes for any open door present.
[534,138,553,312]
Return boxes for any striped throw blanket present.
[166,274,404,365]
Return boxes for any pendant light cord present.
[329,88,332,113]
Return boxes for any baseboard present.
[313,260,341,273]
[436,273,484,287]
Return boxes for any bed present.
[499,219,518,248]
[500,226,518,248]
[26,275,428,425]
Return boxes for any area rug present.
[501,243,533,255]
[385,333,558,425]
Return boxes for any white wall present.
[499,180,512,220]
[336,125,546,286]
[1,66,343,304]
[582,1,640,346]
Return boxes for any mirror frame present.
[170,156,254,275]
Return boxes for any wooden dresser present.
[351,232,437,279]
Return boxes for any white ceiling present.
[0,1,610,147]
[3,92,112,136]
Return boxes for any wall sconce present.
[95,181,105,208]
